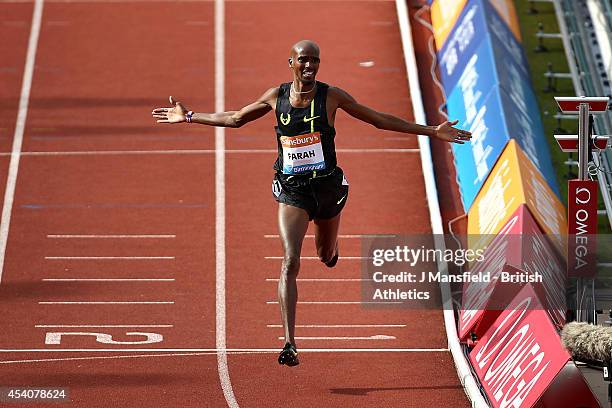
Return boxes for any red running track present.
[0,1,471,407]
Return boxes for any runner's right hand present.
[152,96,188,123]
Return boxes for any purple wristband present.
[185,111,194,123]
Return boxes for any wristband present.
[185,111,194,123]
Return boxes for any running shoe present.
[325,246,339,268]
[278,342,299,366]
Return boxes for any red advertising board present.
[470,284,571,408]
[567,180,598,277]
[459,205,566,342]
[534,362,600,408]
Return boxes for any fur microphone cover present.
[561,321,612,363]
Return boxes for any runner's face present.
[290,49,320,85]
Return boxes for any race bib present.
[280,132,326,174]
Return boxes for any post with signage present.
[567,180,598,276]
[554,96,610,323]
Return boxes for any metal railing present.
[553,0,612,230]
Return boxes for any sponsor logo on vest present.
[280,133,320,147]
[280,113,291,126]
[303,114,319,123]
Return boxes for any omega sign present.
[567,180,598,277]
[470,285,571,408]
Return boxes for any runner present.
[152,40,471,367]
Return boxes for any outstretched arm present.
[330,87,471,143]
[152,87,278,128]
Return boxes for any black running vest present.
[273,81,337,175]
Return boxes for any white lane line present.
[9,148,419,157]
[44,256,175,260]
[264,256,368,260]
[0,0,44,284]
[47,234,176,239]
[8,0,407,3]
[266,301,403,305]
[42,278,175,282]
[265,278,371,282]
[0,349,450,364]
[20,149,217,156]
[0,348,448,353]
[0,353,216,365]
[267,324,406,328]
[263,234,397,238]
[280,335,396,340]
[214,1,237,408]
[35,325,174,328]
[1,0,400,3]
[39,301,174,305]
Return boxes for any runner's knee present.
[281,256,300,277]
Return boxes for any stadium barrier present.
[429,0,600,405]
[435,0,559,210]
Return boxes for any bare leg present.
[314,213,341,265]
[277,203,309,346]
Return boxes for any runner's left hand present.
[434,120,471,144]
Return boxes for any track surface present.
[0,1,470,407]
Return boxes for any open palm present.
[435,119,472,144]
[152,96,188,124]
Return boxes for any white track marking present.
[39,301,174,305]
[0,349,449,364]
[265,278,372,282]
[266,324,406,328]
[266,301,403,305]
[5,148,418,157]
[280,335,396,340]
[42,278,175,282]
[0,0,44,283]
[263,234,397,238]
[46,234,176,239]
[44,256,174,260]
[22,149,217,156]
[1,0,392,3]
[0,348,448,353]
[35,325,173,328]
[214,1,237,408]
[0,353,217,365]
[264,256,368,260]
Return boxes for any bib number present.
[280,132,326,174]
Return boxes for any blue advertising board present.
[499,86,559,197]
[446,39,560,209]
[448,86,507,209]
[437,0,529,96]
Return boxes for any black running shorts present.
[271,167,349,220]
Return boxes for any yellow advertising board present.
[431,0,468,50]
[488,0,522,42]
[432,0,522,50]
[467,140,566,256]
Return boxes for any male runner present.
[152,40,471,367]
